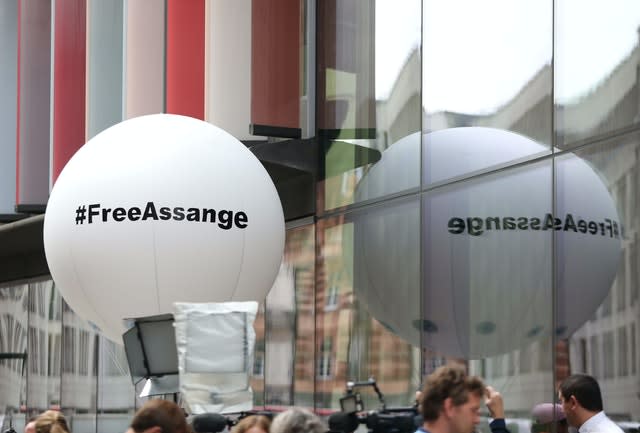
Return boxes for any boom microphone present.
[191,413,229,433]
[328,412,360,433]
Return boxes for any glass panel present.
[265,223,315,408]
[0,0,18,215]
[97,336,134,433]
[350,196,421,349]
[632,324,637,376]
[423,159,555,429]
[618,326,629,377]
[422,0,552,185]
[555,1,640,148]
[423,160,553,359]
[26,279,62,415]
[319,0,421,210]
[562,131,640,423]
[0,282,28,432]
[317,200,421,412]
[61,300,98,433]
[251,302,266,407]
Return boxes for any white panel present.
[205,0,254,140]
[125,0,164,118]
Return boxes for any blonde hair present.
[233,415,271,433]
[34,411,70,433]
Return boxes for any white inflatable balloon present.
[44,114,285,342]
[354,127,622,359]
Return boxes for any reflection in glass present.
[0,282,28,432]
[265,224,315,408]
[423,127,548,186]
[350,196,420,348]
[319,0,421,210]
[97,336,134,433]
[423,161,553,359]
[555,0,640,147]
[251,303,265,407]
[554,153,622,342]
[61,301,98,433]
[27,280,61,415]
[423,0,552,182]
[317,214,420,411]
[317,1,376,136]
[564,131,640,422]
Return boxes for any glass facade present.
[1,1,640,433]
[0,280,135,433]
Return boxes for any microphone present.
[191,413,230,433]
[328,412,360,433]
[239,411,275,420]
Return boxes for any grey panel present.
[17,0,51,206]
[87,0,124,139]
[0,0,18,213]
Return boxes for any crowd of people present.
[19,368,621,433]
[416,366,623,433]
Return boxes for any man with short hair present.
[126,399,189,433]
[417,364,509,433]
[558,374,623,433]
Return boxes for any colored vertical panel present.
[205,0,253,140]
[166,0,205,120]
[17,0,51,206]
[251,0,300,130]
[125,0,165,119]
[0,0,18,214]
[52,0,87,184]
[87,0,124,139]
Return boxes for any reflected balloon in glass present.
[353,127,622,358]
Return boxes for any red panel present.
[53,0,86,184]
[251,0,300,129]
[166,0,205,120]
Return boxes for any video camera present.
[191,410,275,433]
[329,378,419,433]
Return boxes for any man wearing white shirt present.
[558,374,623,433]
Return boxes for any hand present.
[484,386,505,419]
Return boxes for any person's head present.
[270,408,326,433]
[25,419,37,433]
[233,416,271,433]
[127,399,189,433]
[420,364,485,433]
[531,403,568,433]
[34,411,70,433]
[558,374,603,428]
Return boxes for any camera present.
[191,410,275,433]
[340,393,363,414]
[329,378,418,433]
